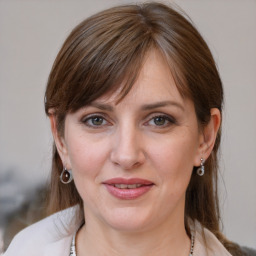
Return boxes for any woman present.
[4,2,246,256]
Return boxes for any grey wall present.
[0,0,255,249]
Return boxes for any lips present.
[103,178,154,200]
[113,184,144,189]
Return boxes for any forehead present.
[96,49,185,106]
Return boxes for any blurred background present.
[0,0,256,253]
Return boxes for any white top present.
[4,206,232,256]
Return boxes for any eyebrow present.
[89,100,184,112]
[89,102,114,111]
[141,101,185,111]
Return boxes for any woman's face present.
[58,50,204,232]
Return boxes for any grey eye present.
[153,116,168,126]
[83,115,108,127]
[91,116,104,126]
[146,114,176,128]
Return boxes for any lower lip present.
[104,184,153,200]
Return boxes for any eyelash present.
[81,113,176,129]
[82,114,110,128]
[145,114,176,128]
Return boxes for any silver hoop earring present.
[197,158,205,176]
[60,168,73,184]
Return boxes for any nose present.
[110,124,146,170]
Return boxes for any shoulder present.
[193,221,232,256]
[4,205,81,256]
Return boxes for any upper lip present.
[102,178,154,185]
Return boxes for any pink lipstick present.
[103,178,154,200]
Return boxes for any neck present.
[76,213,191,256]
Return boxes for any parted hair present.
[45,2,244,255]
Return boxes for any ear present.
[194,108,221,166]
[48,109,70,169]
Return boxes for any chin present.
[101,207,155,232]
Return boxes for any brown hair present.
[45,2,243,255]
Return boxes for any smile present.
[103,178,154,200]
[112,184,145,189]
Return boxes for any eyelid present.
[81,113,112,128]
[144,113,177,127]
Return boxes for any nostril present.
[131,161,141,169]
[110,151,145,170]
[110,131,146,169]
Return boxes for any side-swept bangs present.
[45,3,214,131]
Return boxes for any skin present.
[50,49,221,256]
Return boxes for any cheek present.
[65,132,110,177]
[65,134,110,204]
[149,130,199,182]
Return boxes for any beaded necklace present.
[69,232,195,256]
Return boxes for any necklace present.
[70,234,76,256]
[189,233,195,256]
[69,232,195,256]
